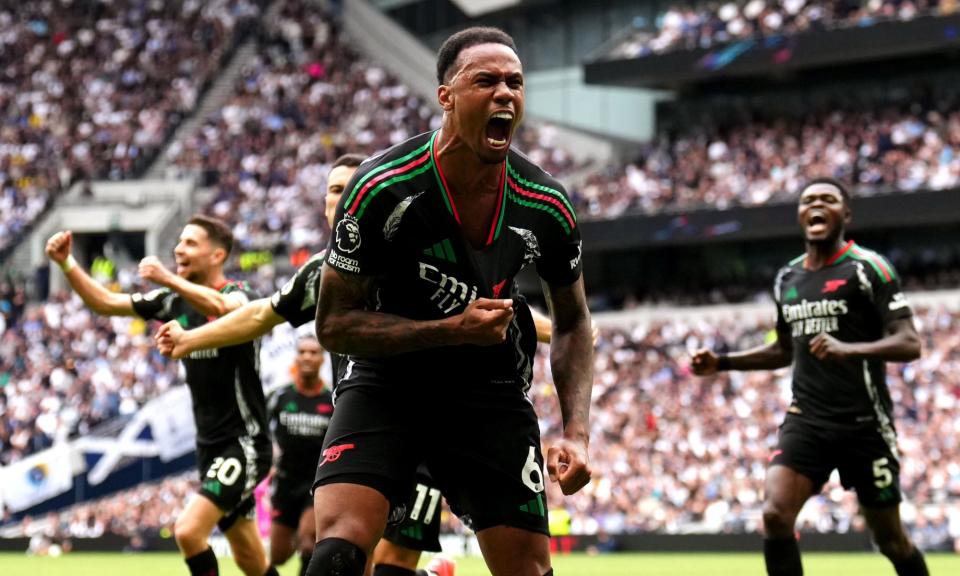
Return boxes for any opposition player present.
[156,154,458,576]
[691,178,928,576]
[266,336,334,575]
[310,26,593,576]
[45,218,276,576]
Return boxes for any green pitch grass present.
[1,552,958,575]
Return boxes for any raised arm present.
[46,231,134,316]
[139,256,247,317]
[156,298,284,359]
[315,265,514,356]
[542,276,594,495]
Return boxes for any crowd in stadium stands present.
[529,306,960,549]
[5,298,959,550]
[0,0,262,253]
[608,0,947,60]
[573,95,960,219]
[13,472,196,550]
[0,289,179,466]
[166,0,577,255]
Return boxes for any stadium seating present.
[605,0,944,60]
[0,0,263,254]
[572,91,960,219]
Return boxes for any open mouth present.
[806,212,828,233]
[485,111,513,148]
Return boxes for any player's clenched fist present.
[155,320,187,359]
[45,230,73,263]
[456,298,514,346]
[547,438,592,495]
[690,348,719,375]
[139,256,174,285]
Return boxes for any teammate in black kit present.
[266,336,334,575]
[45,217,277,576]
[157,155,463,576]
[310,27,594,576]
[692,178,928,576]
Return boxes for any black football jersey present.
[271,251,325,328]
[774,241,913,425]
[132,281,268,447]
[325,130,581,384]
[267,384,334,480]
[268,250,346,386]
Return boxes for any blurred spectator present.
[574,93,960,219]
[0,0,263,253]
[609,0,943,60]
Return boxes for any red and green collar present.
[430,130,508,247]
[803,239,854,269]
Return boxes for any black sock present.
[893,548,929,576]
[264,565,280,576]
[303,538,367,576]
[373,566,417,576]
[185,547,219,576]
[300,552,312,576]
[763,537,803,576]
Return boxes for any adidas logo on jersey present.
[423,238,457,263]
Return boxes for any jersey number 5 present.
[872,457,893,489]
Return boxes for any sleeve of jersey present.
[870,259,913,324]
[270,255,323,327]
[533,181,582,286]
[325,166,390,277]
[772,268,790,338]
[223,281,259,304]
[130,288,177,321]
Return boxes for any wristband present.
[716,355,731,371]
[59,255,77,273]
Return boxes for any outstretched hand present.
[547,438,592,496]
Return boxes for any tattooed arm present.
[315,265,515,356]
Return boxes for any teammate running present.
[156,154,458,576]
[309,27,594,576]
[45,217,276,576]
[266,336,334,576]
[691,178,928,576]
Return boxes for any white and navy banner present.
[0,444,74,513]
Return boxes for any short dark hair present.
[800,177,851,204]
[436,26,518,85]
[332,153,365,169]
[187,214,234,257]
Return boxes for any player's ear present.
[438,83,454,112]
[843,203,852,225]
[211,246,227,266]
